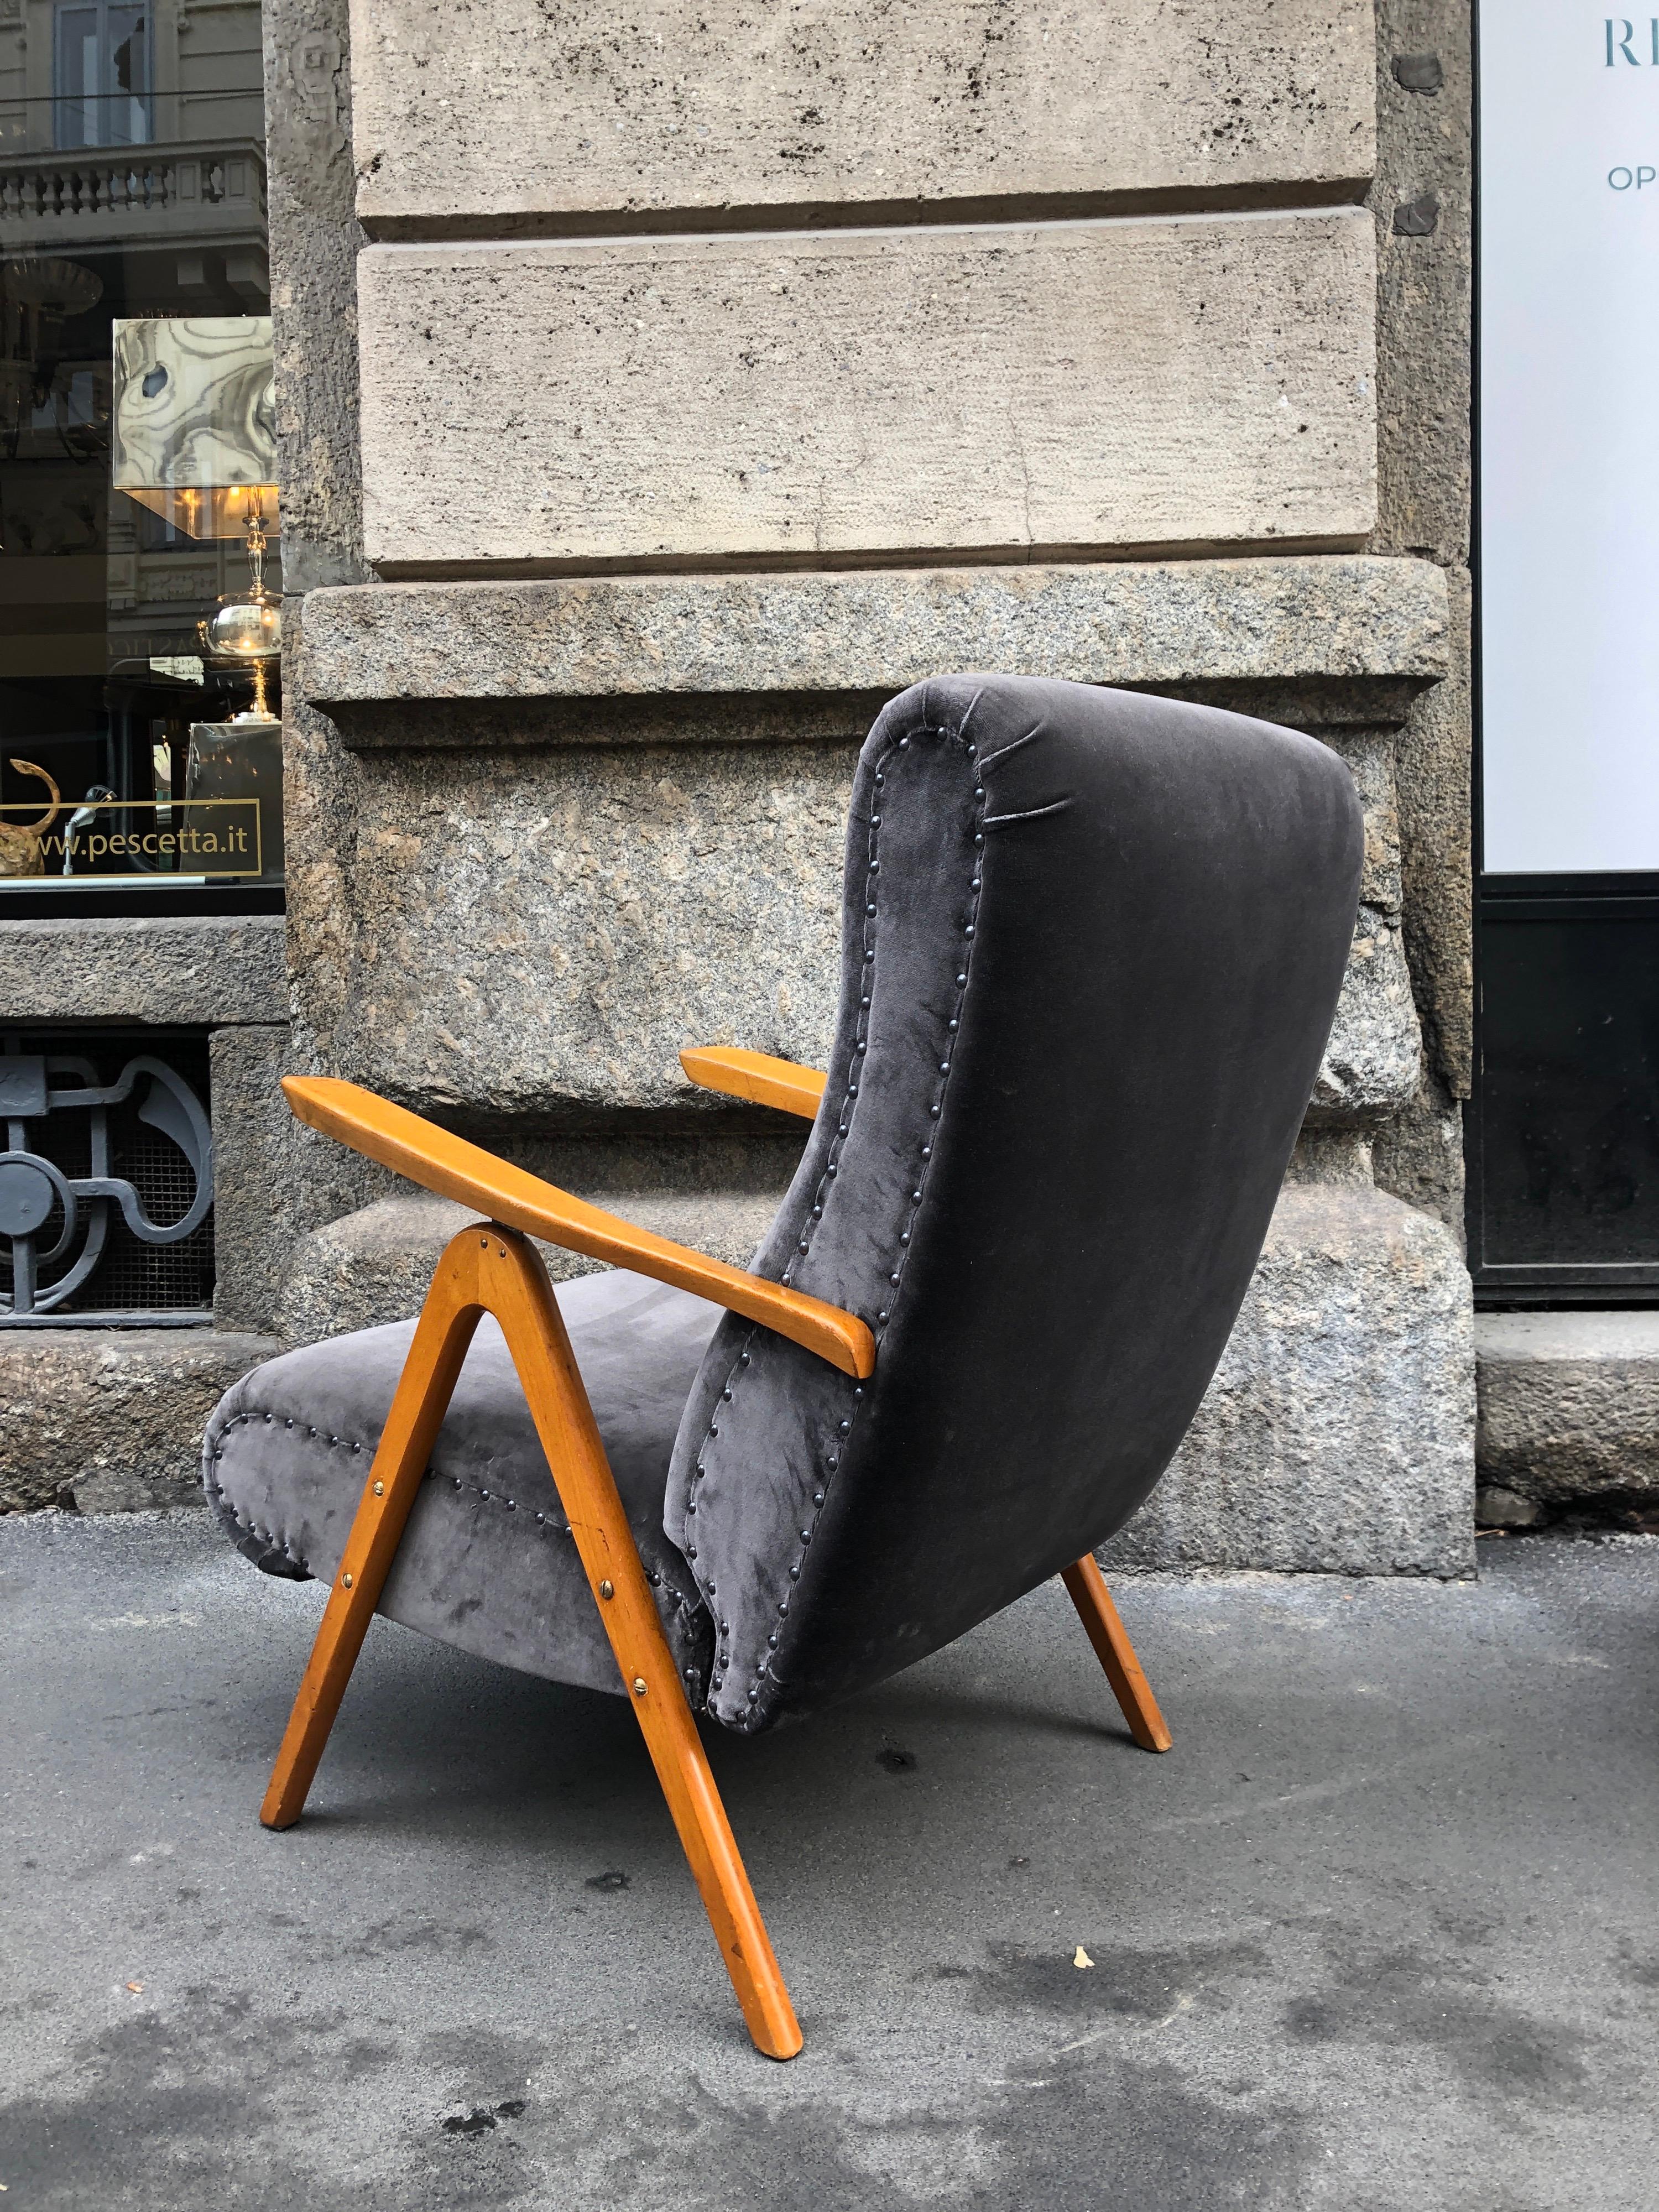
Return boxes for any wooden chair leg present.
[259,1222,803,2062]
[260,1246,483,1832]
[1062,1553,1173,1752]
[479,1227,801,2059]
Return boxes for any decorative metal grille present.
[0,1029,213,1324]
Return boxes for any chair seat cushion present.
[202,1268,721,1700]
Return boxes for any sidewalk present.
[2,1511,1655,2209]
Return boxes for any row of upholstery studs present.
[696,729,986,1725]
[208,1409,691,1606]
[202,1468,305,1572]
[209,1408,580,1535]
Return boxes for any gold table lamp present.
[198,496,281,721]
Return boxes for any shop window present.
[0,3,277,920]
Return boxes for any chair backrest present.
[665,675,1363,1731]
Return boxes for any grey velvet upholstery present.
[666,677,1361,1729]
[204,675,1360,1735]
[205,1269,720,1698]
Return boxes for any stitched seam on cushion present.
[425,1464,704,1623]
[210,1405,702,1623]
[983,797,1072,829]
[699,719,988,1726]
[974,718,1044,774]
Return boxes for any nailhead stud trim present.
[687,716,1002,1723]
[204,1402,705,1645]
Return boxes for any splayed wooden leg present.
[1062,1553,1173,1752]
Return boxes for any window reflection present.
[54,3,153,152]
[0,1,273,908]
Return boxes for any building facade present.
[1,0,1488,1570]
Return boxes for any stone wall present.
[356,213,1377,568]
[0,919,287,1511]
[253,0,1475,1574]
[1369,0,1474,1233]
[2,0,1478,1568]
[348,0,1376,231]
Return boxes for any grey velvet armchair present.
[202,673,1363,2058]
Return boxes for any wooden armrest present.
[281,1076,874,1380]
[680,1047,827,1121]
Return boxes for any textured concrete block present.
[1476,1312,1659,1516]
[276,1188,787,1343]
[330,732,1410,1123]
[0,916,286,1026]
[358,212,1376,570]
[1311,733,1421,1123]
[1102,1185,1475,1574]
[301,557,1450,714]
[337,739,852,1114]
[210,1024,296,1335]
[1313,906,1421,1123]
[349,0,1376,233]
[0,1329,278,1513]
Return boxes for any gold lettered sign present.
[0,796,262,877]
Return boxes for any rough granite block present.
[358,212,1376,570]
[1475,1311,1659,1520]
[327,734,1412,1124]
[1102,1183,1475,1574]
[351,0,1375,233]
[0,916,286,1027]
[336,738,852,1115]
[0,1330,278,1514]
[275,1188,788,1343]
[300,557,1450,713]
[1310,731,1421,1124]
[1312,906,1421,1123]
[210,1024,298,1335]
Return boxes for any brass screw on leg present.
[598,1579,614,1600]
[632,1677,647,1697]
[372,1481,384,1497]
[342,1573,354,1590]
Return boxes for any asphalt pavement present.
[2,1510,1656,2210]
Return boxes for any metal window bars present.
[0,1037,213,1322]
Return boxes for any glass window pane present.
[53,8,98,148]
[6,4,274,906]
[109,8,151,146]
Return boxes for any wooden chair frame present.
[261,1058,1171,2062]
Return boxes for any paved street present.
[2,1512,1656,2209]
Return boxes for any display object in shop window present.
[0,760,65,877]
[111,316,275,525]
[196,495,281,724]
[187,495,283,880]
[104,315,285,881]
[111,316,285,726]
[184,716,283,883]
[59,787,117,877]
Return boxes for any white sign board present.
[1480,6,1659,872]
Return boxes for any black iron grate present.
[0,1029,213,1320]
